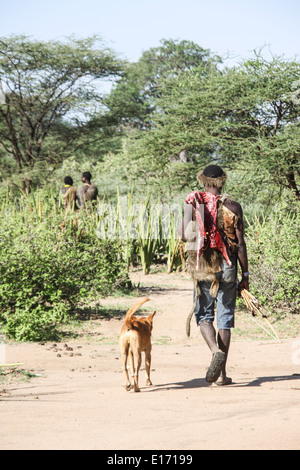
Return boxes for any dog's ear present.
[148,310,156,322]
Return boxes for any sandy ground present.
[0,270,300,451]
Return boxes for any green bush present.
[0,199,129,341]
[246,203,300,314]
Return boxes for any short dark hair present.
[197,165,227,189]
[203,165,225,178]
[82,171,92,181]
[64,176,73,185]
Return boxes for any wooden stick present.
[240,289,281,342]
[259,314,281,342]
[250,316,279,341]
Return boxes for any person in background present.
[60,176,79,212]
[79,171,98,209]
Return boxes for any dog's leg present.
[132,351,141,392]
[145,345,152,386]
[128,349,135,390]
[120,346,131,391]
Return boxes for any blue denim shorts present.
[194,256,237,329]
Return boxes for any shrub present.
[245,204,300,314]
[0,197,129,341]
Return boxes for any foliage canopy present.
[0,35,124,192]
[113,52,300,200]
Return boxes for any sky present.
[1,0,300,66]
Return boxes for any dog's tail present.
[125,297,150,330]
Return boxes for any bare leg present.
[200,321,218,354]
[200,321,226,383]
[217,329,231,380]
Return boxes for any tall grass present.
[0,187,185,274]
[96,190,185,274]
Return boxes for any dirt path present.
[1,270,300,450]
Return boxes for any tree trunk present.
[21,178,32,195]
[286,171,300,200]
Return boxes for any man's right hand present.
[238,277,249,296]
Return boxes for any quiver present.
[184,194,239,298]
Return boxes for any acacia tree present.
[0,35,124,192]
[105,39,221,131]
[121,53,300,199]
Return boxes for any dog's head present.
[132,310,156,331]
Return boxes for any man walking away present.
[179,165,249,385]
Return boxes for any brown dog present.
[119,297,156,392]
